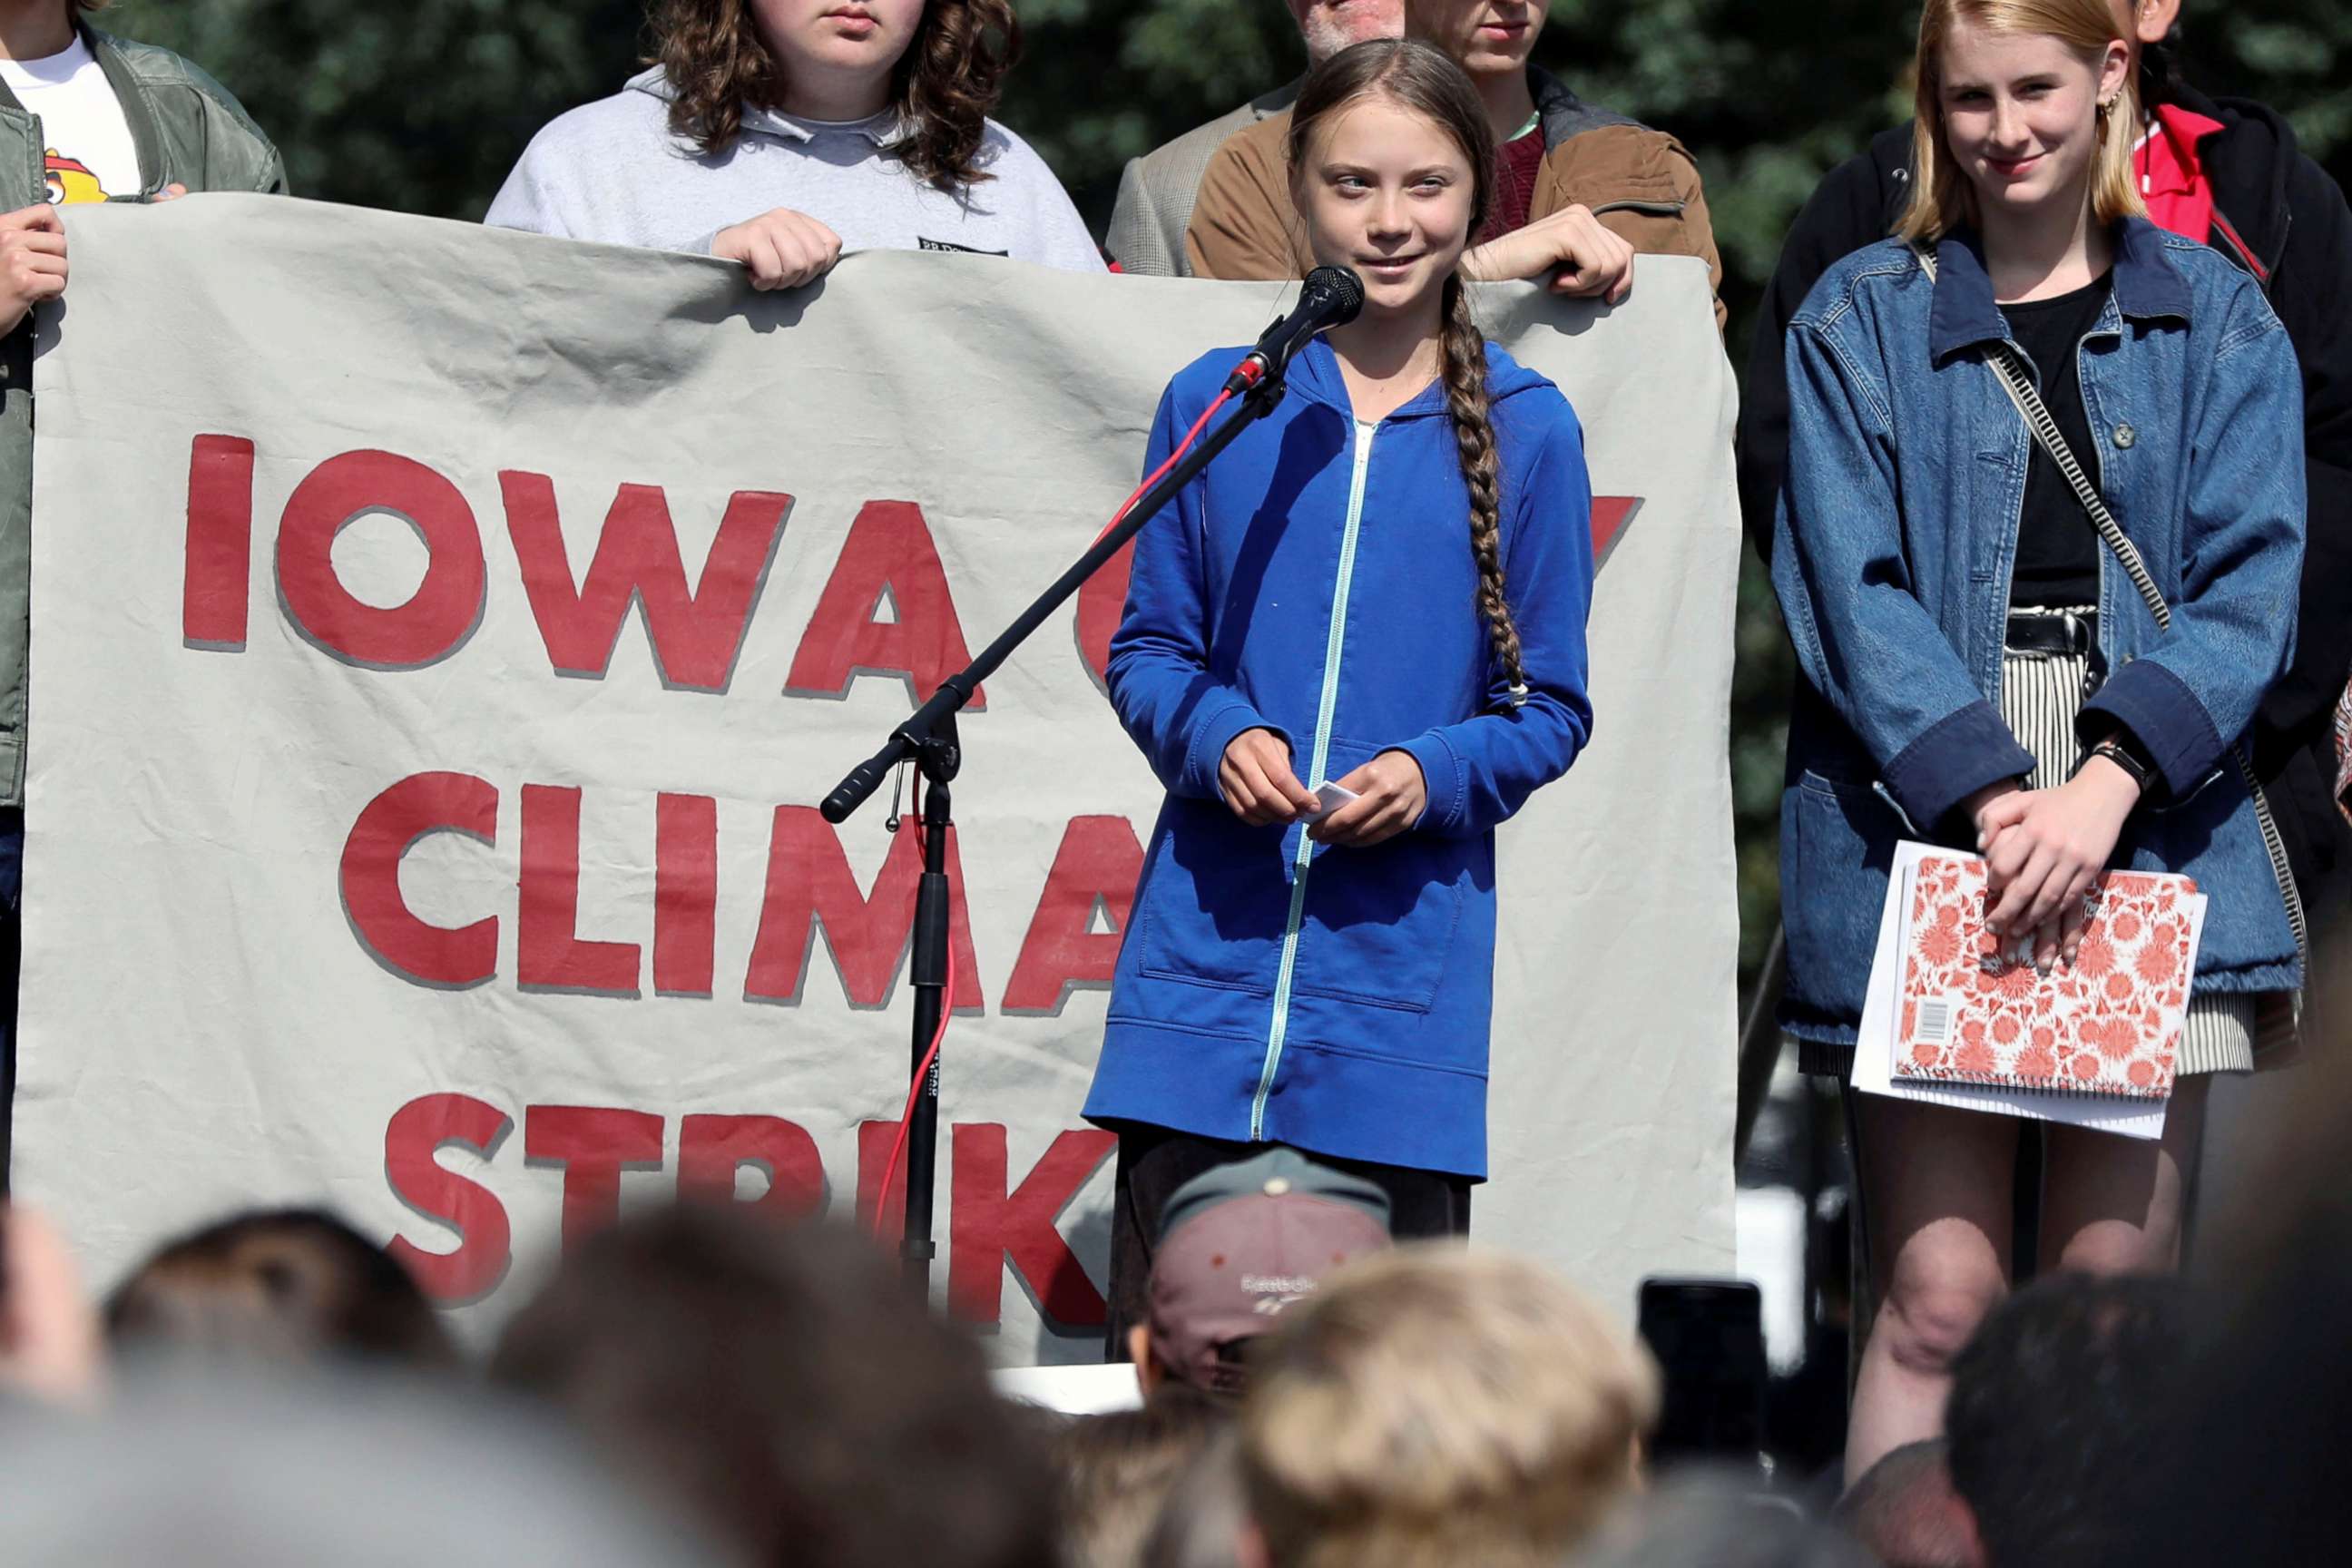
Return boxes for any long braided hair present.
[1286,41,1526,698]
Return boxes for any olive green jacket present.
[0,25,286,804]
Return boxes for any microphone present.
[1222,266,1366,395]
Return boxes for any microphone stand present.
[821,366,1292,1295]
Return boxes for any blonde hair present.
[1240,1246,1661,1568]
[1898,0,2146,243]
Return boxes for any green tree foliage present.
[103,0,2352,1005]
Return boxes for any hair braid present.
[1439,275,1524,700]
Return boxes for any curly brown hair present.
[652,0,1021,192]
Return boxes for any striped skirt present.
[2001,640,2256,1076]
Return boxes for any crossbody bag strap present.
[1907,241,2309,1009]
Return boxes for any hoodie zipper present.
[1250,417,1375,1142]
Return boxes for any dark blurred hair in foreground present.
[104,1207,454,1371]
[489,1203,1058,1568]
[1141,1426,1250,1568]
[1945,1272,2190,1568]
[1053,1383,1230,1568]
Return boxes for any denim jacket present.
[1771,220,2306,1045]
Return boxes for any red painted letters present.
[1073,540,1132,691]
[949,1124,1117,1328]
[1003,816,1143,1014]
[518,785,643,995]
[784,500,985,709]
[276,450,485,667]
[183,434,255,649]
[499,474,790,691]
[384,1093,514,1302]
[524,1104,665,1250]
[339,772,500,988]
[742,808,985,1010]
[678,1113,826,1218]
[654,793,719,996]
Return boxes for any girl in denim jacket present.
[1083,41,1597,1344]
[1773,0,2305,1481]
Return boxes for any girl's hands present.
[1972,758,2142,972]
[1219,728,1318,826]
[1462,203,1636,304]
[1215,733,1428,846]
[0,204,65,336]
[1308,750,1427,848]
[713,206,843,290]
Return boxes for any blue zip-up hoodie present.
[1083,337,1596,1181]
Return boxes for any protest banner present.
[16,198,1739,1357]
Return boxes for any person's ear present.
[2099,40,2132,108]
[2135,0,2182,47]
[1127,1323,1163,1396]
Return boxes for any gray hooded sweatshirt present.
[485,67,1104,273]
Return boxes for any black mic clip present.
[1220,265,1366,399]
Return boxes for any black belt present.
[2004,609,2095,656]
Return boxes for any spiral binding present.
[1897,1065,2171,1102]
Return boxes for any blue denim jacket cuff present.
[2079,660,2226,799]
[1883,700,2037,828]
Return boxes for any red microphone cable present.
[871,386,1240,1242]
[1088,387,1235,546]
[872,776,955,1241]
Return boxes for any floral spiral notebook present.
[1892,853,2207,1101]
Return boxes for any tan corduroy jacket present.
[1185,67,1724,330]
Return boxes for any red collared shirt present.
[2134,102,2226,244]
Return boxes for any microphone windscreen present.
[1304,265,1366,323]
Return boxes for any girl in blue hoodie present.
[1083,39,1598,1339]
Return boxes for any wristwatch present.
[2076,734,2153,794]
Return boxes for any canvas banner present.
[16,197,1739,1357]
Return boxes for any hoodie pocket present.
[1132,797,1289,995]
[1289,739,1466,1014]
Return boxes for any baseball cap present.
[1145,1148,1394,1396]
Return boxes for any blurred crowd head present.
[1242,1243,1659,1568]
[105,1207,455,1372]
[486,1201,1058,1568]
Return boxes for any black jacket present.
[1738,84,2352,939]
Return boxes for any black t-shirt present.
[1999,272,2112,609]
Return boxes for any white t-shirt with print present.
[0,37,140,204]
